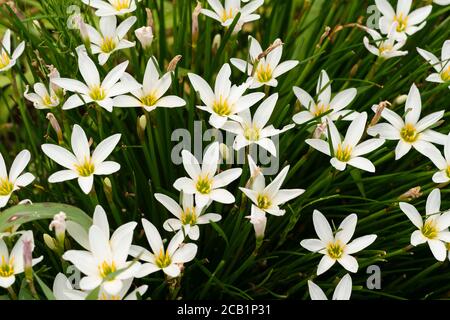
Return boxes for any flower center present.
[181,207,197,225]
[212,96,232,116]
[379,42,393,55]
[0,256,14,277]
[335,144,352,162]
[243,124,260,141]
[196,175,212,194]
[313,103,330,117]
[256,64,273,83]
[394,14,408,32]
[0,178,14,196]
[421,219,438,240]
[98,261,116,279]
[221,8,236,22]
[141,93,158,107]
[441,66,450,82]
[111,0,130,10]
[446,166,450,178]
[0,51,10,69]
[74,158,95,177]
[327,241,345,260]
[89,85,106,101]
[155,249,172,268]
[257,194,271,210]
[400,123,419,143]
[99,293,120,300]
[100,37,117,53]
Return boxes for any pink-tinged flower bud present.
[167,55,182,72]
[49,211,67,245]
[192,2,202,46]
[73,14,89,42]
[48,65,64,97]
[135,26,154,50]
[247,209,267,241]
[46,113,63,145]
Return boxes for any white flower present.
[240,158,305,217]
[41,124,121,194]
[53,273,148,300]
[400,188,450,261]
[84,16,136,65]
[425,133,450,184]
[306,112,385,172]
[201,0,264,33]
[300,210,377,275]
[222,93,294,156]
[113,57,186,112]
[433,0,450,5]
[24,82,60,109]
[62,218,140,295]
[230,36,298,88]
[367,83,446,160]
[81,0,137,17]
[132,219,198,278]
[134,26,154,50]
[174,142,242,207]
[375,0,432,41]
[363,24,408,59]
[292,70,359,125]
[155,192,222,241]
[0,150,35,208]
[188,63,265,128]
[0,29,25,72]
[0,231,43,288]
[52,50,140,112]
[417,40,450,89]
[308,274,352,300]
[50,212,67,241]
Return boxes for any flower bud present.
[394,94,408,106]
[167,55,182,72]
[103,177,113,202]
[46,113,63,145]
[192,2,202,47]
[48,65,64,97]
[49,211,67,245]
[212,34,221,55]
[137,115,147,141]
[43,234,56,250]
[135,26,154,50]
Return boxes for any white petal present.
[399,202,423,228]
[345,235,377,254]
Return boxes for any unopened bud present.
[74,14,89,42]
[135,26,154,50]
[49,211,66,245]
[393,94,408,106]
[313,122,327,139]
[103,177,113,202]
[137,115,147,141]
[146,8,154,29]
[192,2,202,46]
[369,101,389,127]
[48,65,64,97]
[212,34,221,55]
[43,234,56,250]
[46,113,63,144]
[399,186,422,201]
[167,55,182,72]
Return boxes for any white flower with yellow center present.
[52,50,140,112]
[363,24,408,59]
[239,160,305,217]
[230,36,299,89]
[0,150,35,208]
[131,219,198,278]
[292,70,359,125]
[222,93,294,156]
[41,124,121,194]
[114,57,186,112]
[81,0,137,17]
[155,192,221,241]
[24,82,60,109]
[301,210,377,275]
[62,219,141,295]
[306,112,385,172]
[201,0,264,33]
[375,0,432,41]
[84,16,136,65]
[400,189,450,261]
[425,133,450,184]
[367,83,446,160]
[308,274,352,300]
[174,142,242,208]
[188,63,265,128]
[417,40,450,89]
[0,29,25,73]
[0,231,43,288]
[53,273,148,300]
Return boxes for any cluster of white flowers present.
[0,0,448,301]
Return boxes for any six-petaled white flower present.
[363,24,408,60]
[188,63,265,128]
[24,82,60,109]
[230,36,299,88]
[292,70,359,126]
[174,142,242,208]
[41,124,121,194]
[0,150,35,208]
[306,112,385,172]
[308,274,352,300]
[300,210,377,275]
[114,57,186,112]
[417,40,450,89]
[400,188,450,261]
[0,29,25,73]
[425,133,450,184]
[82,0,137,17]
[367,83,446,160]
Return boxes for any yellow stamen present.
[327,241,345,260]
[379,43,393,55]
[256,64,273,83]
[421,219,438,240]
[441,66,450,82]
[400,123,419,143]
[181,207,197,225]
[89,85,106,101]
[313,103,330,117]
[74,158,95,177]
[98,261,116,278]
[0,256,14,277]
[446,166,450,178]
[243,124,260,141]
[100,37,117,53]
[394,14,408,32]
[196,175,212,195]
[0,51,10,69]
[141,93,158,107]
[155,249,171,268]
[111,0,130,11]
[335,144,352,162]
[212,95,232,116]
[0,178,14,196]
[221,8,235,22]
[257,194,271,210]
